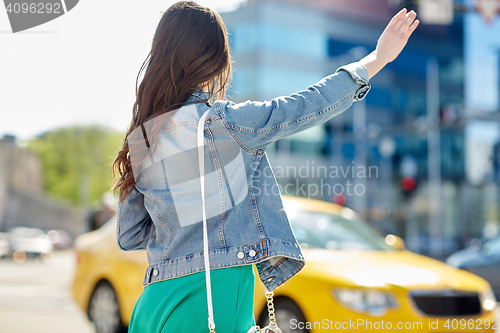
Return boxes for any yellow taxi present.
[72,196,498,333]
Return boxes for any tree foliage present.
[27,125,124,207]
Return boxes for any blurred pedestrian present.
[88,191,118,231]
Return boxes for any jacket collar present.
[186,88,210,105]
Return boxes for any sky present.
[0,0,246,143]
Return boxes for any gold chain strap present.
[208,288,279,333]
[265,291,276,327]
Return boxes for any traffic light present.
[401,176,417,199]
[333,193,347,206]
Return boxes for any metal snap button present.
[153,269,159,276]
[237,251,245,259]
[248,250,256,257]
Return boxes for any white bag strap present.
[197,109,263,333]
[197,110,216,332]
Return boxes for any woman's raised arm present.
[217,9,419,152]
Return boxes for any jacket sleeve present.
[116,184,154,251]
[216,62,371,151]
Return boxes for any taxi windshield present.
[288,210,395,251]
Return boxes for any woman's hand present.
[376,8,419,63]
[360,8,419,79]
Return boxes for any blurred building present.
[221,0,499,257]
[0,135,86,238]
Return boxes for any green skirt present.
[128,265,257,333]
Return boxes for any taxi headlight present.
[332,288,398,316]
[481,289,497,312]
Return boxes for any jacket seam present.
[116,203,127,251]
[205,126,227,249]
[337,64,369,85]
[143,263,256,287]
[271,256,305,290]
[146,240,269,267]
[146,229,155,263]
[147,189,171,259]
[249,178,266,239]
[143,190,157,255]
[160,120,197,133]
[205,126,226,223]
[215,102,265,155]
[142,244,305,288]
[229,91,356,134]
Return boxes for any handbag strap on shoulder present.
[197,109,215,332]
[197,109,275,333]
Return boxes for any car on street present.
[72,196,498,333]
[446,235,500,301]
[7,227,53,262]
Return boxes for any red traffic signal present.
[333,193,346,206]
[401,176,416,191]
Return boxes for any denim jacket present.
[116,62,371,291]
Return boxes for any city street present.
[0,250,95,333]
[2,0,500,333]
[1,248,500,333]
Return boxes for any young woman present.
[111,1,419,332]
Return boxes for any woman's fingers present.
[399,11,417,34]
[388,8,407,29]
[405,19,420,37]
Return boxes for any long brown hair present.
[111,1,232,203]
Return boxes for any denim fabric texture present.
[116,61,371,291]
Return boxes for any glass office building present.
[221,0,497,257]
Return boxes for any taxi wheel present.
[258,297,309,333]
[88,280,127,333]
